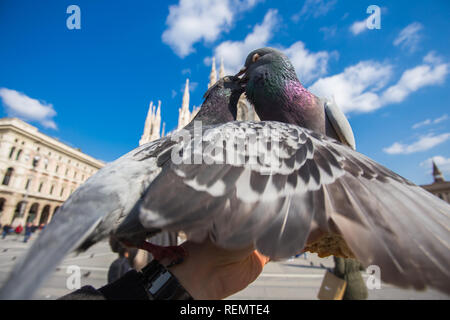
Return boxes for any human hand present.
[167,239,270,300]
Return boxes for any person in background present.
[108,236,138,284]
[2,224,11,239]
[23,222,33,243]
[14,224,23,235]
[333,256,368,300]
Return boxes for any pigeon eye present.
[252,53,260,63]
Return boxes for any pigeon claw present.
[139,241,187,267]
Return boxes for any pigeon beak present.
[235,67,249,85]
[235,67,247,77]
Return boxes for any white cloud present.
[210,11,334,83]
[212,9,279,74]
[412,114,448,129]
[393,22,423,52]
[424,51,443,65]
[309,61,392,113]
[0,88,57,129]
[293,0,337,21]
[420,156,450,175]
[162,0,261,57]
[319,25,337,39]
[349,19,368,35]
[383,133,450,155]
[283,41,337,84]
[434,114,449,124]
[381,55,449,105]
[309,52,449,114]
[412,119,432,129]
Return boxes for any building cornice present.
[0,118,104,169]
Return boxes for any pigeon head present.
[237,47,324,133]
[187,76,245,128]
[236,47,296,80]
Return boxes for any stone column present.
[47,204,55,223]
[0,200,15,225]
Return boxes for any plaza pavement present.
[0,232,448,300]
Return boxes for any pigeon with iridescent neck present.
[0,76,245,300]
[236,47,450,294]
[236,47,355,149]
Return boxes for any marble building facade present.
[0,118,104,227]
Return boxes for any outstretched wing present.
[119,121,450,294]
[0,137,172,300]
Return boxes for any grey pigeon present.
[0,76,245,300]
[235,47,450,294]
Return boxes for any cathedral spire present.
[139,101,154,146]
[433,160,445,183]
[208,57,217,88]
[140,100,164,145]
[219,56,225,79]
[151,100,161,141]
[182,78,190,111]
[178,79,191,129]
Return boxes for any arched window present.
[9,147,16,159]
[15,149,22,161]
[39,205,51,225]
[0,198,6,212]
[50,185,54,195]
[2,168,14,186]
[13,201,27,220]
[27,203,39,223]
[60,187,65,197]
[38,182,44,193]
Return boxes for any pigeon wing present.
[324,98,356,150]
[124,121,450,294]
[0,137,172,299]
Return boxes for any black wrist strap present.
[99,270,149,300]
[140,260,194,300]
[98,261,193,300]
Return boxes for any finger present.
[253,250,270,266]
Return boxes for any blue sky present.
[0,0,449,185]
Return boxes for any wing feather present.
[117,121,450,293]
